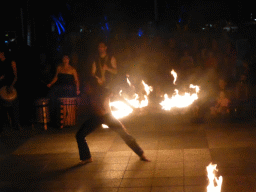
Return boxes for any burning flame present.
[110,78,153,119]
[171,69,177,85]
[102,124,109,129]
[207,163,223,192]
[160,70,200,110]
[110,101,133,119]
[160,85,199,110]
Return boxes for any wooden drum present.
[58,97,77,128]
[34,98,50,124]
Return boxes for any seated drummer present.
[47,54,80,97]
[0,47,21,132]
[47,54,80,126]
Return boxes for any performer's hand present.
[47,84,51,88]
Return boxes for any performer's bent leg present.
[76,116,102,161]
[104,114,144,157]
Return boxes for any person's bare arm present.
[10,61,17,87]
[92,61,96,76]
[73,68,80,95]
[47,66,60,87]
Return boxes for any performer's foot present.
[140,154,150,162]
[79,158,93,165]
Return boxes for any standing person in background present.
[91,42,117,88]
[0,48,21,132]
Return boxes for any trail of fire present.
[160,69,200,110]
[109,77,153,119]
[207,163,223,192]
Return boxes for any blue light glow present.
[138,28,143,37]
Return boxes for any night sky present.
[2,0,254,32]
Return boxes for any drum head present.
[0,86,17,102]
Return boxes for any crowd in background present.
[1,30,256,129]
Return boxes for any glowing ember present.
[207,163,223,192]
[102,124,109,129]
[171,69,177,85]
[160,85,199,110]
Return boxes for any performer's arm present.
[73,68,80,95]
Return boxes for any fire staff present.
[76,77,149,164]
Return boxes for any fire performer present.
[76,77,149,164]
[91,42,117,88]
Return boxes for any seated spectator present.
[210,91,231,116]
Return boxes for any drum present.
[58,97,77,128]
[34,98,50,123]
[0,86,17,107]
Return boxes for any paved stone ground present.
[0,108,256,192]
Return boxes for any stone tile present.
[98,163,128,171]
[126,161,156,170]
[109,144,132,152]
[92,188,119,192]
[120,178,153,187]
[184,185,206,192]
[117,187,151,192]
[156,162,183,170]
[105,151,132,157]
[154,169,183,177]
[158,136,184,149]
[184,149,211,162]
[93,170,125,179]
[182,136,209,149]
[156,150,184,162]
[103,156,130,164]
[184,176,208,186]
[123,170,154,178]
[90,178,122,188]
[151,186,184,192]
[152,177,184,186]
[206,130,256,148]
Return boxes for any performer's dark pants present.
[76,113,144,161]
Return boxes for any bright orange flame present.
[207,163,223,192]
[102,124,109,129]
[110,79,153,119]
[171,69,177,85]
[160,70,200,110]
[110,100,133,119]
[160,84,199,110]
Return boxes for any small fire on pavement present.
[206,163,223,192]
